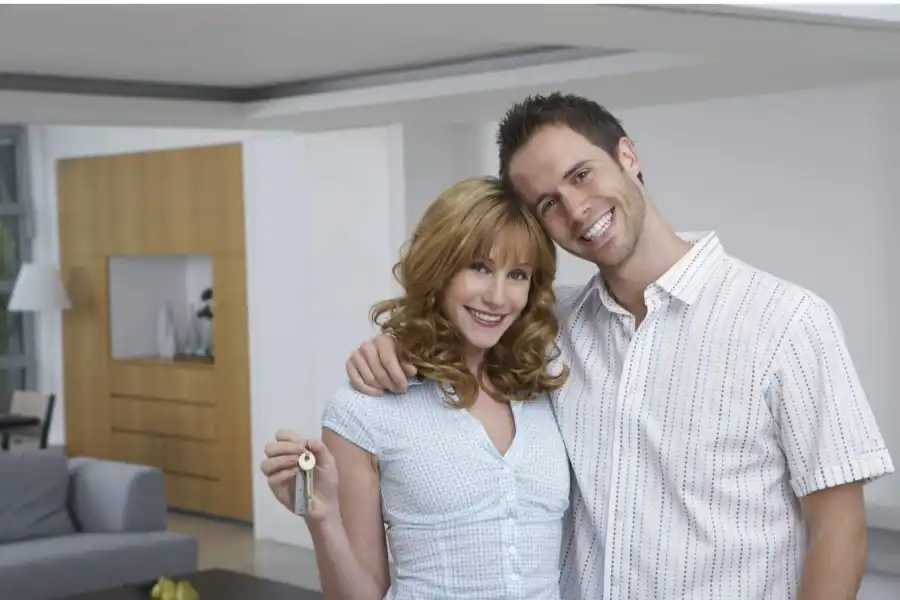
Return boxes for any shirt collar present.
[655,231,725,305]
[586,230,725,311]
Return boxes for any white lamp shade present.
[8,263,72,312]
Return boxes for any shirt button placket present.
[502,460,520,593]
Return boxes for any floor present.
[166,511,321,591]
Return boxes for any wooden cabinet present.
[57,144,253,521]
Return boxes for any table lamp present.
[8,263,71,312]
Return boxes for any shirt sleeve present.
[769,295,894,498]
[321,385,380,455]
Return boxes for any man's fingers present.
[382,352,410,392]
[401,361,418,378]
[375,335,409,392]
[348,362,386,396]
[360,341,395,392]
[348,351,386,395]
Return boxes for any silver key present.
[294,451,316,515]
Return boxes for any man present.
[345,93,893,599]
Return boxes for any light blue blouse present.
[321,378,571,600]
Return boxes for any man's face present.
[508,124,647,270]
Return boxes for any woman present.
[260,176,570,599]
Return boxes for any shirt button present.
[510,573,519,582]
[508,545,517,555]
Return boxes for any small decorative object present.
[149,576,199,599]
[182,303,200,355]
[196,287,213,320]
[195,287,214,358]
[155,304,176,359]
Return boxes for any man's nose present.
[562,190,592,228]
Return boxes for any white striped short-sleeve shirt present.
[553,231,894,600]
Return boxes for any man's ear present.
[616,137,643,183]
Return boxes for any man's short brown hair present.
[496,92,643,190]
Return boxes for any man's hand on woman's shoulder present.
[346,334,417,395]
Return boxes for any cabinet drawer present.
[111,430,220,480]
[110,396,216,441]
[109,360,215,404]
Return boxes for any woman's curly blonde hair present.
[371,176,569,408]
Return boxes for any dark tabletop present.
[59,569,324,600]
[0,413,40,431]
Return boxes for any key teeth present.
[293,460,315,516]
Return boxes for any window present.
[0,126,35,413]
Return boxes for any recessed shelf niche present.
[108,254,214,364]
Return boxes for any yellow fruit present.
[175,580,198,600]
[159,579,177,600]
[150,577,172,600]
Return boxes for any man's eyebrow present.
[562,160,590,181]
[534,160,591,208]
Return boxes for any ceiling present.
[0,5,572,88]
[2,4,900,130]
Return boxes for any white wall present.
[860,573,900,600]
[480,80,900,511]
[401,122,495,234]
[243,128,402,547]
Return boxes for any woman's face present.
[442,251,533,356]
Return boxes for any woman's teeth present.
[582,210,613,241]
[467,308,503,324]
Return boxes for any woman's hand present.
[260,429,340,524]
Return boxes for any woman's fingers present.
[275,429,304,442]
[261,454,301,476]
[267,468,297,487]
[264,439,307,458]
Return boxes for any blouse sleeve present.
[321,385,382,455]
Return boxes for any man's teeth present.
[582,211,613,241]
[469,309,502,323]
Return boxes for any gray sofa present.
[0,448,198,599]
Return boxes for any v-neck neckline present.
[461,397,523,460]
[430,381,524,460]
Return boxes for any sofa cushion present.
[0,531,198,600]
[0,448,76,544]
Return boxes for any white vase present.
[156,305,176,359]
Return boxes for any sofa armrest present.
[68,457,168,533]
